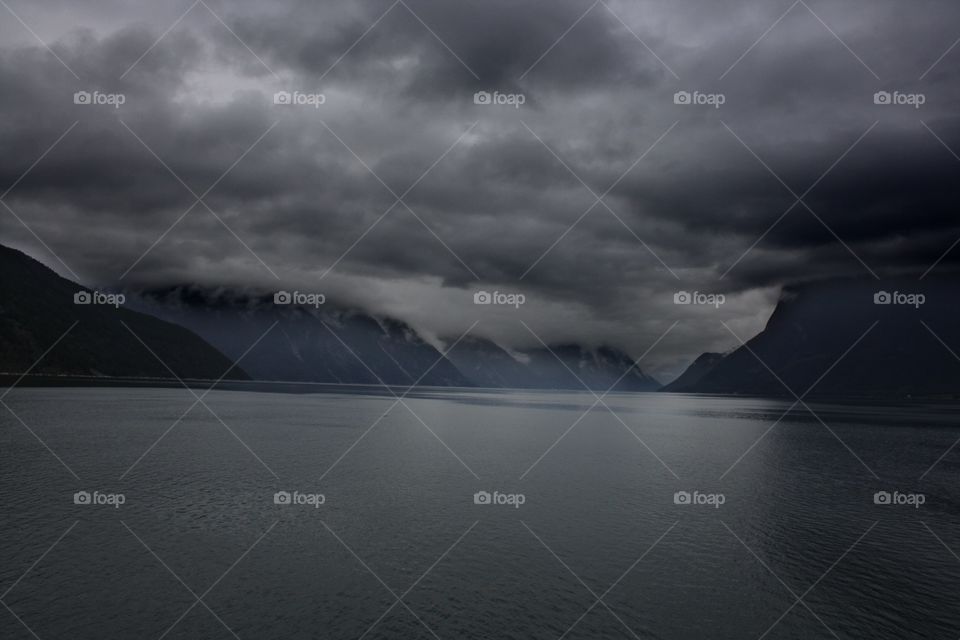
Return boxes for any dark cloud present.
[1,0,960,380]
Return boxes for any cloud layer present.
[1,0,959,378]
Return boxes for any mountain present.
[0,244,246,380]
[668,276,960,397]
[444,336,532,388]
[660,352,724,393]
[129,286,470,387]
[445,335,661,391]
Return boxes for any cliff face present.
[669,276,960,397]
[0,245,245,380]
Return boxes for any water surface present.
[2,388,959,639]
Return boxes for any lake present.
[2,387,959,639]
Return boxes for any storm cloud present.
[1,0,959,379]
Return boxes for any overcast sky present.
[1,0,958,379]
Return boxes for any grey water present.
[2,387,959,639]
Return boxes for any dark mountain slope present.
[661,352,724,393]
[129,287,470,387]
[674,276,960,397]
[0,244,245,380]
